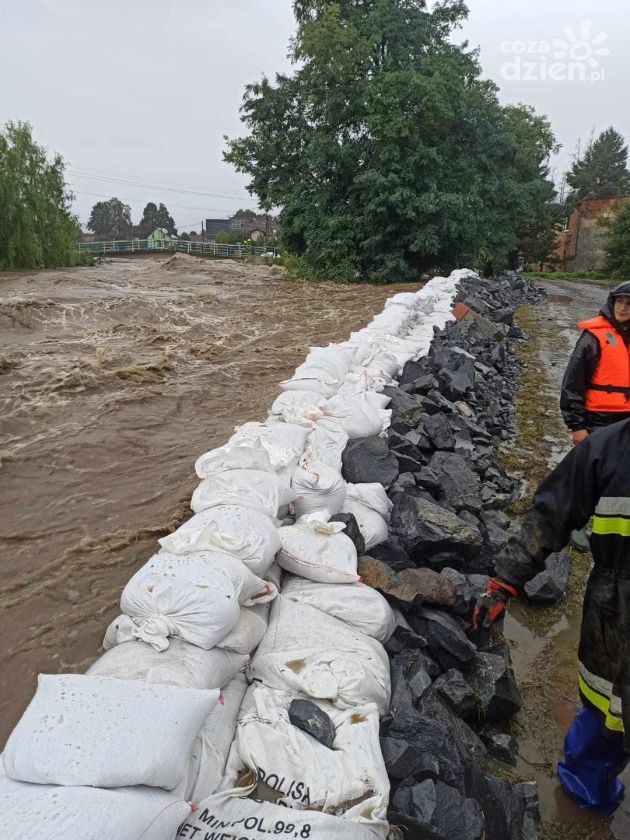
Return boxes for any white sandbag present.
[158,504,280,576]
[346,482,393,518]
[228,422,309,481]
[217,605,268,655]
[3,674,218,790]
[323,394,384,439]
[187,673,249,803]
[249,597,391,713]
[277,516,359,584]
[291,461,346,518]
[191,469,294,519]
[194,439,273,478]
[300,417,349,473]
[265,560,284,590]
[279,373,340,399]
[281,576,396,642]
[303,345,356,378]
[90,635,247,689]
[270,389,328,416]
[230,685,388,823]
[120,551,276,651]
[0,776,191,840]
[177,785,386,840]
[385,291,423,309]
[341,498,388,550]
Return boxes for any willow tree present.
[0,121,78,270]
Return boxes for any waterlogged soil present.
[0,254,419,745]
[501,279,621,839]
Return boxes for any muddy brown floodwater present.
[0,254,420,746]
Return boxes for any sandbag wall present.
[0,269,529,840]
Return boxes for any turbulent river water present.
[0,254,419,745]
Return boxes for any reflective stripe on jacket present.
[578,316,630,413]
[495,420,630,742]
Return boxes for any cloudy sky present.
[0,0,626,230]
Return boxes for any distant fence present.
[76,239,274,258]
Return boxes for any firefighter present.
[561,281,630,446]
[474,418,630,815]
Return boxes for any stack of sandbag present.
[1,271,468,840]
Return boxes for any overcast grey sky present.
[1,0,627,230]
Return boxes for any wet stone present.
[524,551,571,606]
[342,435,399,486]
[329,512,365,555]
[467,647,522,724]
[390,778,485,840]
[357,556,456,609]
[367,536,415,572]
[434,668,476,721]
[424,412,455,450]
[410,608,477,672]
[390,493,483,560]
[480,726,519,767]
[288,699,336,749]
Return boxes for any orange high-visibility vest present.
[578,315,630,413]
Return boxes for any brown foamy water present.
[0,254,419,744]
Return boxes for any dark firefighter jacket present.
[560,285,630,432]
[495,418,630,743]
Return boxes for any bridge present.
[76,239,274,259]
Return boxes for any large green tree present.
[604,200,630,280]
[87,197,133,240]
[0,121,78,270]
[566,127,630,207]
[225,0,557,282]
[135,201,177,237]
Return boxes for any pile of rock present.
[343,272,566,840]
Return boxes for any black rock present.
[480,512,510,553]
[288,699,336,749]
[390,778,485,840]
[342,435,399,486]
[414,467,441,493]
[390,493,483,560]
[435,668,477,721]
[440,567,473,615]
[480,726,519,767]
[524,552,571,605]
[424,412,455,450]
[389,649,440,715]
[399,359,434,388]
[467,646,522,724]
[468,770,542,840]
[494,307,515,326]
[329,512,365,555]
[430,452,482,513]
[410,608,477,672]
[405,373,440,395]
[368,536,415,572]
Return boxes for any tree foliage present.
[566,127,630,207]
[604,199,630,280]
[135,201,177,237]
[231,208,257,220]
[0,121,78,270]
[87,197,133,240]
[225,0,558,282]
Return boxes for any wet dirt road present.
[0,254,419,745]
[502,278,622,839]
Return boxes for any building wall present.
[562,197,628,273]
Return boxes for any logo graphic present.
[552,21,609,69]
[500,20,609,83]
